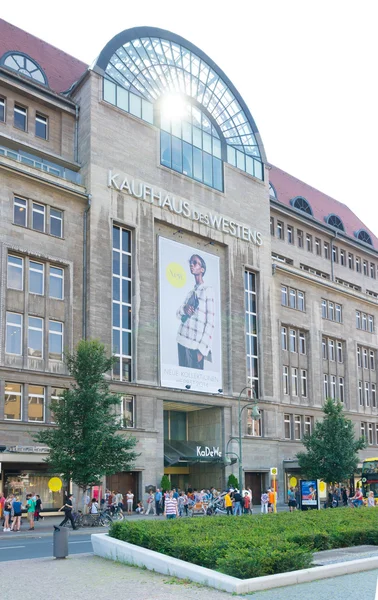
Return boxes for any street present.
[0,533,92,561]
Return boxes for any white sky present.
[2,1,378,233]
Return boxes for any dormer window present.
[326,214,345,231]
[291,196,312,215]
[1,52,48,85]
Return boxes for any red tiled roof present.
[0,18,88,93]
[269,164,378,249]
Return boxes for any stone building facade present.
[0,20,377,507]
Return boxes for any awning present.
[164,440,223,466]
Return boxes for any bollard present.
[53,525,69,559]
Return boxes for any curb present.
[0,527,106,542]
[91,533,378,594]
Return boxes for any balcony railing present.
[0,144,81,184]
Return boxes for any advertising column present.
[159,238,222,393]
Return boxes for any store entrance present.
[106,471,140,507]
[245,472,263,505]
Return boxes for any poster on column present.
[159,237,222,393]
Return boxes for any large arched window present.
[269,183,277,199]
[355,229,373,246]
[326,214,345,231]
[94,27,266,185]
[291,196,313,215]
[1,52,48,85]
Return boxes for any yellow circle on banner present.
[166,263,187,288]
[289,477,297,487]
[319,481,326,493]
[48,477,62,492]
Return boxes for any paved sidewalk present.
[1,554,378,600]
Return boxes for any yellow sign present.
[270,467,278,476]
[48,477,62,492]
[319,481,326,493]
[289,476,297,487]
[166,263,187,288]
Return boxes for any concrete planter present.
[91,533,378,594]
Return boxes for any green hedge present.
[109,508,378,579]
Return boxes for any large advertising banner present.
[159,237,222,393]
[300,480,319,508]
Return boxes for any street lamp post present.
[226,386,260,490]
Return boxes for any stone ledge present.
[91,533,378,594]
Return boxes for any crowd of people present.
[0,492,44,532]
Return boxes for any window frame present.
[284,414,292,439]
[35,113,48,139]
[246,407,262,437]
[29,260,44,295]
[14,103,27,131]
[48,320,64,361]
[120,394,135,429]
[28,316,44,358]
[49,266,64,300]
[7,254,24,291]
[0,96,5,123]
[28,385,45,423]
[13,196,27,227]
[50,208,63,238]
[4,382,23,421]
[32,202,46,232]
[5,312,23,355]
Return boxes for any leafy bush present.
[109,508,378,579]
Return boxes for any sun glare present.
[161,93,187,121]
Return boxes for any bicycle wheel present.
[99,515,112,527]
[115,511,124,521]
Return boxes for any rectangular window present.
[370,350,375,370]
[292,367,298,396]
[324,374,329,399]
[14,197,27,226]
[363,349,368,369]
[368,423,374,445]
[0,96,5,122]
[277,221,284,239]
[339,377,344,403]
[283,366,289,395]
[50,208,63,238]
[297,291,305,312]
[340,249,345,266]
[335,304,342,323]
[28,385,45,422]
[357,346,361,367]
[299,332,306,354]
[337,341,343,363]
[324,242,329,259]
[322,338,327,360]
[6,312,22,355]
[289,289,296,309]
[301,370,307,397]
[29,261,44,295]
[359,381,363,406]
[14,104,27,130]
[4,382,22,421]
[369,315,374,333]
[49,266,64,299]
[281,326,287,351]
[294,415,301,440]
[245,271,259,395]
[28,316,43,358]
[328,302,335,321]
[50,387,65,424]
[287,225,293,244]
[270,217,274,236]
[281,285,288,306]
[321,299,327,319]
[328,339,335,361]
[284,414,291,439]
[362,313,367,331]
[35,114,48,139]
[306,234,312,252]
[365,382,370,407]
[332,245,338,263]
[372,383,376,408]
[315,238,321,256]
[348,253,354,269]
[356,311,361,329]
[121,395,135,428]
[297,230,303,248]
[49,320,63,360]
[371,263,376,279]
[330,375,337,399]
[356,257,361,272]
[247,408,262,437]
[7,254,23,290]
[304,416,312,436]
[32,202,45,232]
[113,226,132,382]
[363,260,368,276]
[361,422,367,438]
[290,329,297,353]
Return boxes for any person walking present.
[59,493,77,529]
[26,494,36,530]
[261,490,269,514]
[145,490,156,515]
[155,488,162,516]
[224,490,233,515]
[164,491,178,519]
[126,490,134,515]
[34,494,43,521]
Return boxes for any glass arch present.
[1,52,48,85]
[326,214,345,231]
[355,229,373,246]
[94,27,266,180]
[291,196,313,215]
[269,183,277,199]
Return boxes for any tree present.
[160,474,171,492]
[34,340,138,499]
[227,473,239,490]
[297,398,366,488]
